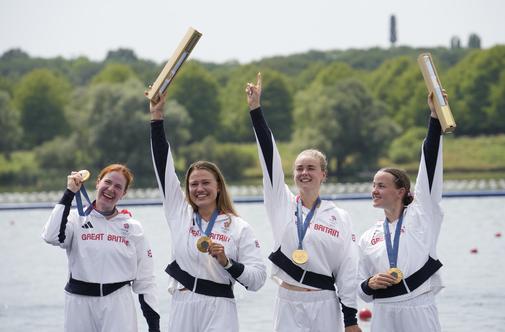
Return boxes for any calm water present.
[1,197,505,332]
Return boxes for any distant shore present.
[1,179,504,210]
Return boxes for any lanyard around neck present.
[383,208,405,269]
[295,196,321,250]
[194,209,219,237]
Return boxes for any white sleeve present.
[334,214,359,308]
[131,224,159,308]
[230,224,267,291]
[357,234,374,303]
[41,192,78,249]
[131,222,160,330]
[414,138,444,256]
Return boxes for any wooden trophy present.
[417,53,456,133]
[145,27,202,103]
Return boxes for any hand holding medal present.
[67,169,91,193]
[194,209,219,253]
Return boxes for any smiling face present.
[188,169,220,213]
[371,171,405,210]
[293,152,327,193]
[95,171,127,213]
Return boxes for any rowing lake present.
[1,197,504,331]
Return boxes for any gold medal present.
[292,249,309,265]
[78,169,91,182]
[388,267,403,284]
[196,236,212,253]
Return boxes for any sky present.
[1,0,504,64]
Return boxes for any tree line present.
[1,45,504,190]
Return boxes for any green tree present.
[220,67,293,142]
[162,100,192,151]
[292,79,398,176]
[169,62,221,142]
[0,91,22,156]
[13,68,71,148]
[486,70,505,133]
[388,127,425,163]
[445,46,505,135]
[91,63,138,85]
[181,136,254,181]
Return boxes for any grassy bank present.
[1,135,505,192]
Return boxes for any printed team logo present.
[121,223,130,236]
[327,215,337,227]
[255,240,261,248]
[147,249,152,257]
[352,234,356,242]
[370,229,384,245]
[81,221,93,229]
[221,217,232,233]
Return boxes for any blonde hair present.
[184,161,238,216]
[295,149,328,173]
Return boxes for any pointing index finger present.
[256,72,262,89]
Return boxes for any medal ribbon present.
[383,208,405,269]
[75,185,93,217]
[295,196,321,250]
[194,209,220,237]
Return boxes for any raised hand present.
[148,90,168,120]
[427,89,448,119]
[67,171,84,193]
[245,72,262,111]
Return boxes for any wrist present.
[223,258,233,269]
[248,102,260,111]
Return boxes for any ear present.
[397,187,406,198]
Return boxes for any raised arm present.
[423,91,444,192]
[149,95,189,224]
[42,171,86,247]
[247,73,293,234]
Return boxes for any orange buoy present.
[495,232,502,238]
[359,308,372,321]
[470,248,478,254]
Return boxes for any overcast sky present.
[1,0,504,64]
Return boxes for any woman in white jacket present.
[149,94,266,332]
[42,164,160,332]
[246,73,361,332]
[357,92,447,332]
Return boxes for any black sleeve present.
[249,107,275,185]
[339,298,358,327]
[423,117,442,192]
[225,259,245,280]
[360,278,375,296]
[57,189,75,243]
[139,294,160,332]
[150,120,169,196]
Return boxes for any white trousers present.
[168,290,239,332]
[371,292,441,332]
[273,286,344,332]
[64,285,137,332]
